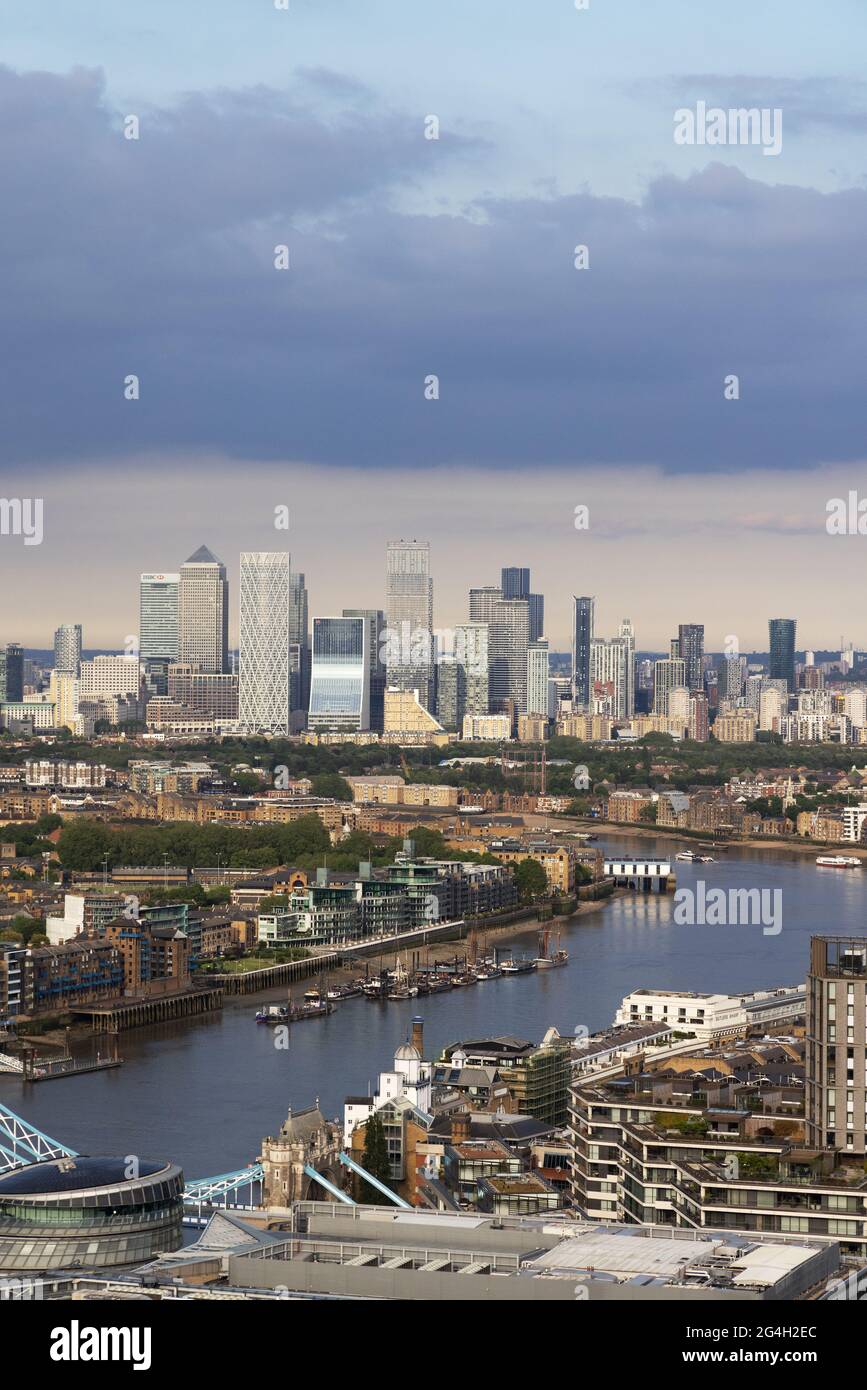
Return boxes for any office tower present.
[501,567,530,600]
[527,641,550,718]
[287,571,310,730]
[489,597,530,723]
[653,657,687,715]
[590,637,630,720]
[678,624,704,692]
[725,653,747,699]
[343,609,385,732]
[469,585,503,625]
[618,618,635,718]
[237,552,292,734]
[164,665,238,720]
[807,936,867,1152]
[54,624,82,675]
[178,545,229,674]
[385,540,433,707]
[571,596,595,710]
[139,574,179,662]
[79,655,142,700]
[0,644,23,702]
[769,618,796,691]
[308,616,369,732]
[455,622,489,717]
[669,637,680,659]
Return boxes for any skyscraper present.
[308,616,369,732]
[677,623,705,692]
[618,618,635,718]
[590,636,630,720]
[489,597,530,723]
[501,567,530,599]
[238,552,292,733]
[343,608,385,732]
[653,657,687,715]
[0,644,23,702]
[54,624,82,675]
[769,618,796,691]
[455,622,490,717]
[571,596,595,709]
[469,586,503,625]
[385,540,433,708]
[527,640,550,717]
[289,570,310,730]
[140,574,179,660]
[806,936,867,1152]
[178,546,229,674]
[501,567,543,641]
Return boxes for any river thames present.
[4,833,865,1179]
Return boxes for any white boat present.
[816,855,862,868]
[675,851,697,862]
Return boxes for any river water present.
[4,833,864,1179]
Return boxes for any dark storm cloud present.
[1,65,865,472]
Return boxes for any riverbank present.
[544,815,867,862]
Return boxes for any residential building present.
[769,618,797,691]
[571,596,594,709]
[53,624,82,675]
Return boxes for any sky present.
[1,1,866,648]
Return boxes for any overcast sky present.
[1,1,865,649]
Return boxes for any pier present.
[71,985,223,1033]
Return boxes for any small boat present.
[255,1004,289,1024]
[816,855,862,868]
[698,855,715,863]
[500,956,537,975]
[675,851,697,862]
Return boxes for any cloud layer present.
[2,64,866,473]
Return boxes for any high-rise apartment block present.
[53,624,82,675]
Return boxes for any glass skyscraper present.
[677,623,705,692]
[139,575,179,662]
[308,616,369,731]
[769,618,796,691]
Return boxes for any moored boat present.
[816,855,862,868]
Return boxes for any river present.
[4,833,864,1179]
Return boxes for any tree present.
[358,1111,392,1203]
[311,773,353,802]
[513,857,549,902]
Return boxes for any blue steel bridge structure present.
[0,1101,408,1217]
